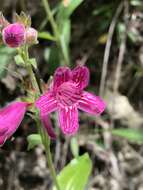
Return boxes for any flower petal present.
[78,91,106,115]
[4,102,27,135]
[0,124,8,136]
[53,67,71,89]
[72,65,89,90]
[41,115,56,139]
[36,92,58,116]
[58,106,79,135]
[0,102,28,146]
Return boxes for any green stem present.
[43,132,61,190]
[21,46,60,190]
[42,0,70,66]
[27,64,40,92]
[36,116,60,190]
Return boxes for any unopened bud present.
[2,23,25,48]
[25,27,38,45]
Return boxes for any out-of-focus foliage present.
[112,128,143,143]
[38,31,56,41]
[43,0,84,73]
[130,0,142,6]
[0,46,15,79]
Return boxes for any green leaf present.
[112,128,143,143]
[70,137,79,158]
[0,46,16,79]
[38,32,56,41]
[55,19,71,64]
[27,134,42,150]
[56,0,82,44]
[14,54,25,66]
[53,153,92,190]
[56,0,82,65]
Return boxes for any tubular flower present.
[0,102,28,146]
[2,23,25,48]
[36,66,106,136]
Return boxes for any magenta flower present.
[36,66,106,136]
[0,102,28,146]
[2,23,25,48]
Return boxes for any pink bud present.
[2,23,25,48]
[25,27,38,45]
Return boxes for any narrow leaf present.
[112,128,143,143]
[38,32,56,41]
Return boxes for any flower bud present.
[25,27,38,45]
[2,23,25,48]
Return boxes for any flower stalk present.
[20,45,60,190]
[43,130,61,190]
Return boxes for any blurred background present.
[0,0,143,189]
